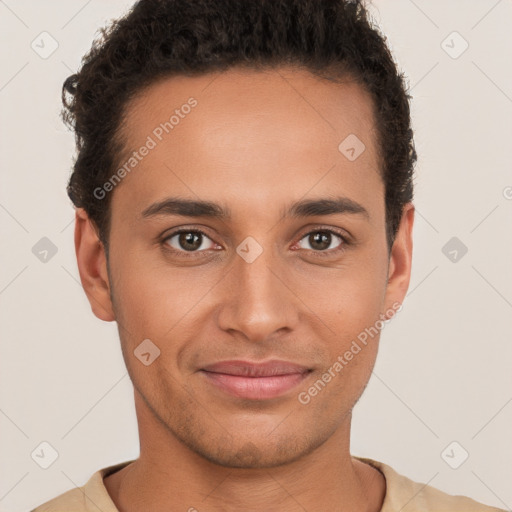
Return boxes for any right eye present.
[163,229,218,253]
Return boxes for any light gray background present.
[1,1,511,511]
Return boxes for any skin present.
[75,66,414,511]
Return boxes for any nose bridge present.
[217,238,298,339]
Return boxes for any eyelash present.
[161,227,351,259]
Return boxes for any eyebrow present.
[286,197,369,220]
[141,196,370,221]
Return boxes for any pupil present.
[311,232,330,250]
[180,232,201,251]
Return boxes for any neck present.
[104,390,386,512]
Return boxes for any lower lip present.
[200,370,310,400]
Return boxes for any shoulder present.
[355,456,506,512]
[30,487,87,512]
[30,460,134,512]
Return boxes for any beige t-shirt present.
[31,457,506,511]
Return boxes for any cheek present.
[294,254,388,326]
[109,249,221,339]
[293,259,386,380]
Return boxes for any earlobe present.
[384,202,415,316]
[74,208,115,322]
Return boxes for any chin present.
[179,427,321,469]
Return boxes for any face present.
[76,66,414,469]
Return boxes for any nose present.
[216,243,300,342]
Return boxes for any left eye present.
[165,230,216,252]
[297,231,344,251]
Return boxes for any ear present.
[383,202,414,316]
[74,208,115,321]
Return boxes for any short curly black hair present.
[63,0,416,254]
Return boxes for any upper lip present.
[201,360,311,377]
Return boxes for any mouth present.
[199,360,313,400]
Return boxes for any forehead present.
[121,66,378,150]
[111,66,382,221]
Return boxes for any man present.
[32,0,505,510]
